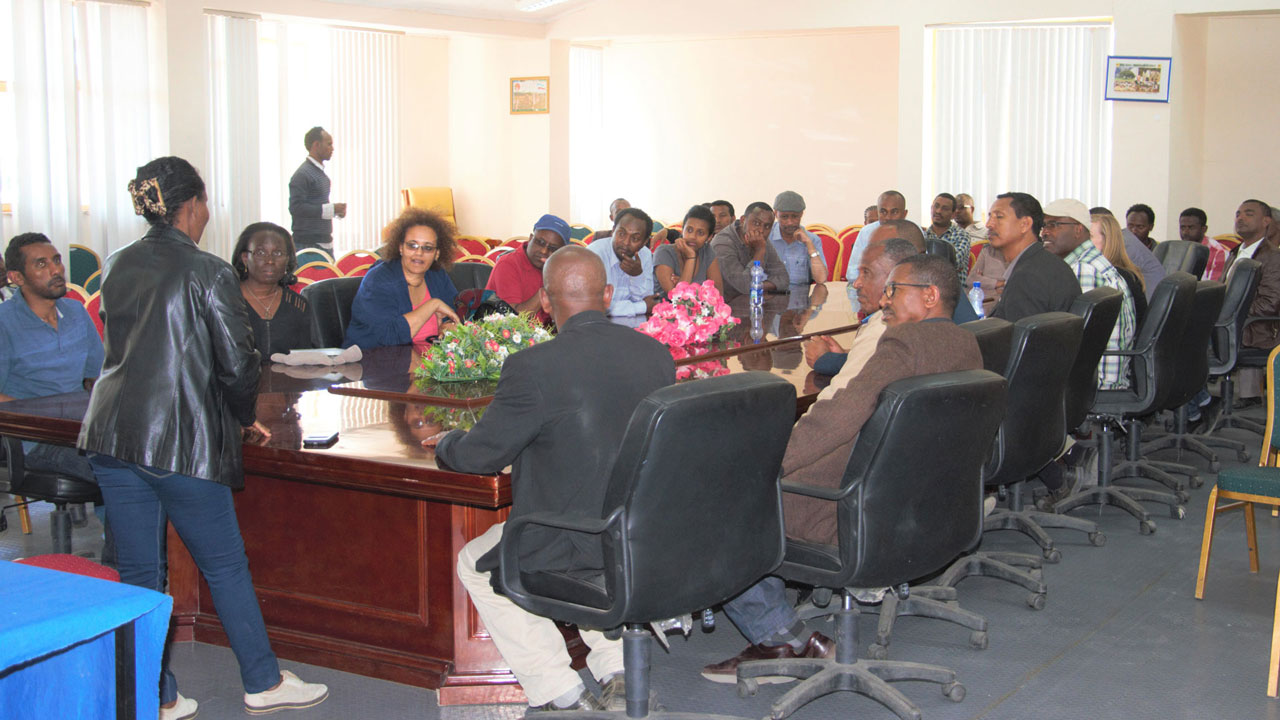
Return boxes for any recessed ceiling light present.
[517,0,571,11]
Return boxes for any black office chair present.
[924,239,958,269]
[448,261,494,292]
[1153,240,1210,278]
[1064,288,1124,435]
[1201,258,1264,446]
[497,373,796,719]
[301,276,363,347]
[1055,273,1196,534]
[1,437,102,554]
[735,371,1006,720]
[1139,281,1226,473]
[962,318,1013,374]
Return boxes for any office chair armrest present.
[1242,315,1280,330]
[780,479,855,501]
[1099,347,1147,358]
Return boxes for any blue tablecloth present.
[0,560,172,719]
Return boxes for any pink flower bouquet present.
[637,281,739,379]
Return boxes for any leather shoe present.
[701,631,834,684]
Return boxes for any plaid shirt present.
[925,222,971,282]
[1063,243,1137,389]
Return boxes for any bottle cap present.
[973,282,981,288]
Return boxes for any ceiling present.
[335,0,599,23]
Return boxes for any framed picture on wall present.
[1104,56,1172,103]
[510,76,550,114]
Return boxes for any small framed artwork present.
[510,76,550,114]
[1104,56,1172,103]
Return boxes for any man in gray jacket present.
[288,126,346,253]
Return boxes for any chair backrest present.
[780,370,1006,589]
[301,276,364,348]
[817,233,842,278]
[1164,281,1225,407]
[447,261,494,292]
[1153,240,1210,278]
[592,373,796,626]
[961,317,1013,374]
[1098,272,1196,415]
[1065,287,1123,432]
[985,313,1083,487]
[402,186,456,228]
[1209,258,1262,375]
[925,238,957,268]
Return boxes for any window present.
[928,22,1114,215]
[569,45,604,230]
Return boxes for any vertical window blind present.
[569,45,604,230]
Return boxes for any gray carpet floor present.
[4,412,1280,719]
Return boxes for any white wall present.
[596,29,898,228]
[400,36,451,190]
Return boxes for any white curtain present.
[929,23,1113,213]
[569,45,604,229]
[204,12,260,262]
[6,0,157,261]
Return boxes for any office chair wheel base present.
[1171,505,1186,520]
[737,678,759,698]
[868,643,888,660]
[1239,450,1251,462]
[1027,593,1046,610]
[1205,463,1218,476]
[1042,547,1061,563]
[968,631,988,650]
[942,681,966,702]
[1139,520,1156,535]
[1175,490,1190,504]
[1088,531,1107,547]
[0,512,6,532]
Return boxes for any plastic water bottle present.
[750,309,764,342]
[749,261,765,312]
[968,282,985,319]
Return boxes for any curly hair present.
[381,207,458,270]
[231,222,299,286]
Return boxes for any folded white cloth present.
[270,363,363,381]
[270,346,363,366]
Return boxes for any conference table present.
[0,281,860,706]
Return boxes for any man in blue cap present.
[485,214,570,322]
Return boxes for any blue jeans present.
[89,455,280,703]
[721,576,797,646]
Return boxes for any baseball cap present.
[1042,199,1093,229]
[532,214,570,244]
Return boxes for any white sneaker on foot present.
[160,693,198,720]
[244,670,329,715]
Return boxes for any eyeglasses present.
[882,281,931,299]
[250,249,286,259]
[403,242,438,254]
[529,236,565,253]
[1041,220,1078,231]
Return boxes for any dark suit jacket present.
[990,241,1082,322]
[436,310,676,576]
[1236,241,1280,349]
[781,319,983,547]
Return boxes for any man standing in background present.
[289,126,346,253]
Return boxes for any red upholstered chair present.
[336,250,378,276]
[85,293,104,338]
[485,246,516,261]
[455,254,495,267]
[291,262,342,294]
[815,232,842,280]
[969,240,987,274]
[501,236,525,248]
[807,223,837,237]
[15,554,120,582]
[835,236,856,284]
[344,264,373,278]
[837,224,863,245]
[1213,234,1243,255]
[63,284,90,306]
[455,237,490,257]
[296,248,335,267]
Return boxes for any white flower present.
[512,332,522,343]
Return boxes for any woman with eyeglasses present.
[232,222,315,356]
[343,207,461,350]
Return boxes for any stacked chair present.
[736,371,1006,720]
[1055,273,1197,534]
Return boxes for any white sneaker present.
[983,495,998,517]
[159,693,198,720]
[244,670,329,715]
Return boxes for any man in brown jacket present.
[1232,199,1280,402]
[702,254,983,682]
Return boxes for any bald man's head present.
[540,245,612,323]
[879,219,925,252]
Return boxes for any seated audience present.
[654,204,724,295]
[956,192,988,243]
[425,246,676,713]
[1094,205,1165,297]
[1042,199,1137,390]
[863,204,878,226]
[1126,203,1157,250]
[768,191,828,285]
[987,192,1081,321]
[711,201,789,300]
[485,214,570,322]
[592,198,630,240]
[232,222,314,356]
[1180,207,1227,281]
[344,208,460,349]
[966,243,1009,312]
[702,254,983,682]
[587,206,657,316]
[1270,206,1280,248]
[708,199,735,234]
[1233,199,1280,401]
[1091,211,1148,326]
[924,192,971,282]
[847,190,908,282]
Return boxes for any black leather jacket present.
[78,224,261,488]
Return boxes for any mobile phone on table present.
[302,431,339,449]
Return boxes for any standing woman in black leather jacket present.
[77,157,329,720]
